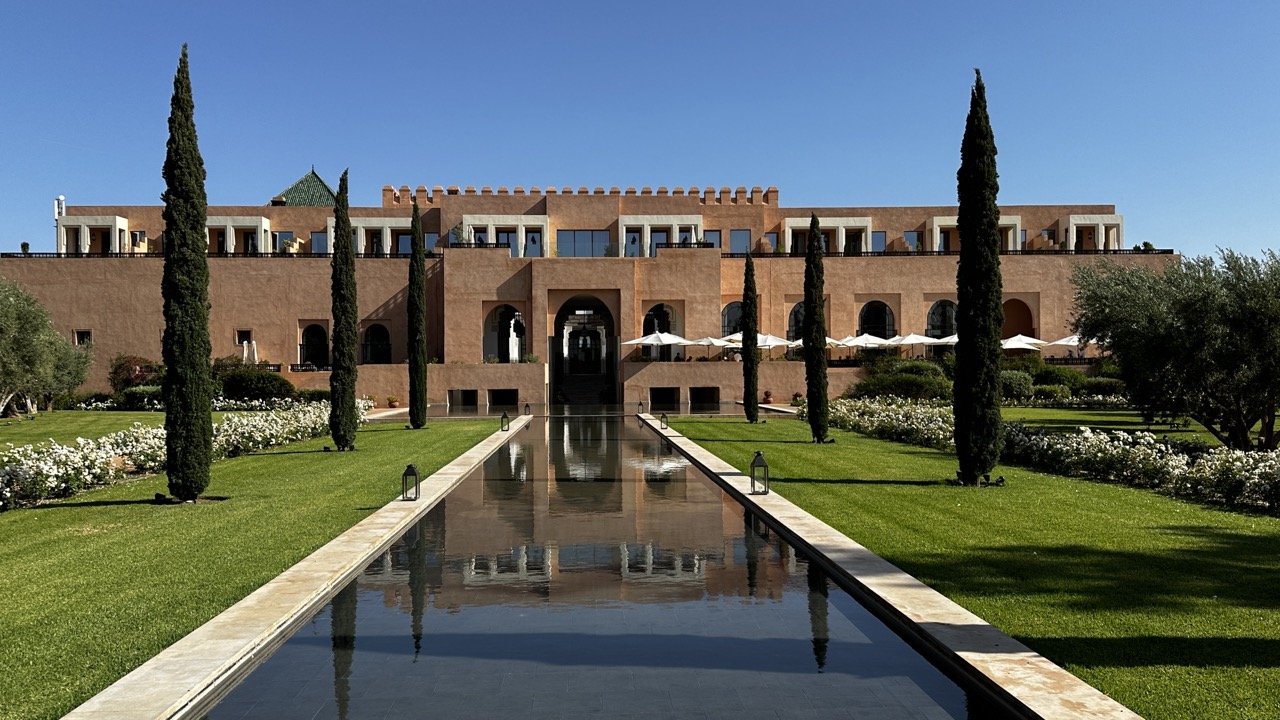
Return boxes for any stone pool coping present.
[641,413,1142,720]
[65,415,532,720]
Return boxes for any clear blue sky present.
[1,0,1276,256]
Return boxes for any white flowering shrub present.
[816,397,1279,514]
[1003,394,1133,409]
[0,400,373,511]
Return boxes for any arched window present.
[858,301,896,339]
[926,300,957,339]
[483,304,524,363]
[787,303,805,343]
[300,324,329,367]
[362,323,392,364]
[1001,299,1035,339]
[721,302,743,337]
[643,304,680,360]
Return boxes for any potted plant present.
[387,396,400,408]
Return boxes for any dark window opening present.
[648,387,680,411]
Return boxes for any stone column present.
[642,225,651,258]
[79,225,89,254]
[516,225,526,258]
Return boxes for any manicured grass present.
[1004,406,1219,444]
[671,416,1280,720]
[0,419,493,720]
[0,410,228,447]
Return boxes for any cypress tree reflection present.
[330,582,358,720]
[743,509,761,597]
[807,562,830,672]
[407,524,427,660]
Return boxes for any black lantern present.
[524,402,531,416]
[660,412,669,430]
[401,463,420,501]
[637,400,645,414]
[501,411,511,431]
[750,451,770,495]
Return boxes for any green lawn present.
[671,416,1280,720]
[0,410,228,447]
[1003,406,1218,444]
[0,419,493,720]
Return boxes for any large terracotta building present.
[0,172,1173,409]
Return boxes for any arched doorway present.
[1001,299,1035,338]
[859,301,896,339]
[926,300,957,358]
[300,324,329,368]
[642,303,680,361]
[483,304,525,363]
[721,302,743,337]
[552,295,617,406]
[362,323,392,364]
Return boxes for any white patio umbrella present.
[621,332,693,347]
[1001,337,1044,351]
[1004,334,1048,346]
[788,336,844,348]
[889,333,940,351]
[690,336,737,348]
[1046,334,1094,347]
[720,332,792,349]
[841,334,892,348]
[931,334,959,346]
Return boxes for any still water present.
[209,418,996,720]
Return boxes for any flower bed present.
[0,400,371,511]
[809,397,1280,514]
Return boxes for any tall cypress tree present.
[953,69,1004,485]
[802,213,829,443]
[741,253,760,423]
[160,45,212,501]
[329,170,359,450]
[407,196,428,429]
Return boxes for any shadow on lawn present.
[1016,635,1280,669]
[893,524,1280,615]
[777,476,944,487]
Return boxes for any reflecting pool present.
[209,417,999,720]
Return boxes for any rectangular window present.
[939,230,951,252]
[473,228,488,246]
[871,231,887,253]
[1042,228,1056,244]
[424,232,438,252]
[1020,229,1027,251]
[310,231,328,254]
[703,230,721,249]
[523,230,542,257]
[678,227,693,244]
[396,233,411,254]
[496,229,518,248]
[904,231,922,253]
[74,329,92,346]
[729,229,751,255]
[765,232,779,252]
[273,231,295,253]
[235,329,253,346]
[557,230,614,257]
[649,229,668,257]
[130,230,146,247]
[624,228,642,257]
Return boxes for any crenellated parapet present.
[380,183,779,207]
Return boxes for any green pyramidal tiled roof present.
[272,168,336,207]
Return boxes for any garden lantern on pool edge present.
[750,450,769,495]
[401,464,420,501]
[501,411,510,431]
[660,412,669,430]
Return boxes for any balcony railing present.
[719,248,1174,258]
[0,251,438,259]
[446,241,512,249]
[652,242,718,250]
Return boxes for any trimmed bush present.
[998,370,1033,401]
[119,385,162,410]
[1080,377,1127,397]
[220,369,296,401]
[53,392,113,410]
[1032,384,1071,402]
[1034,365,1087,392]
[108,355,164,394]
[895,360,945,378]
[851,373,952,401]
[297,388,332,403]
[1000,353,1044,376]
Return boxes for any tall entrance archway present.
[552,295,617,406]
[642,303,680,361]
